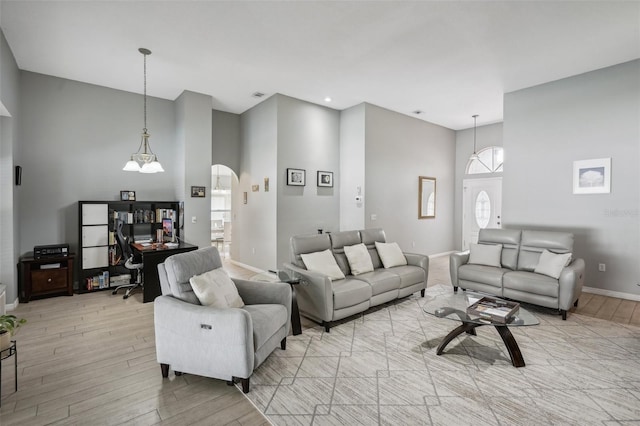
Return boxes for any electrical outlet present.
[370,214,377,221]
[412,241,416,248]
[598,263,606,272]
[191,216,197,224]
[251,247,256,255]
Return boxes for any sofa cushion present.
[360,228,386,269]
[290,234,332,269]
[332,278,372,309]
[534,249,572,279]
[459,264,509,288]
[330,230,363,276]
[478,229,521,270]
[189,268,244,309]
[517,231,574,271]
[468,243,503,268]
[301,249,345,280]
[503,271,559,298]
[351,270,399,295]
[387,265,426,289]
[243,304,288,350]
[344,243,374,276]
[375,242,407,268]
[164,246,222,304]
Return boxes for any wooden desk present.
[131,242,198,303]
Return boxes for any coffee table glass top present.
[423,289,539,327]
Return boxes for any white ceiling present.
[1,1,638,130]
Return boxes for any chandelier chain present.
[143,51,147,131]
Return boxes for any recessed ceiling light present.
[324,97,332,102]
[252,92,265,98]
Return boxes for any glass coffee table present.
[423,290,539,367]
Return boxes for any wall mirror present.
[419,176,436,219]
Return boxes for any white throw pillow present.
[468,243,503,268]
[534,249,572,279]
[301,249,345,280]
[375,241,407,268]
[189,268,244,309]
[344,243,374,275]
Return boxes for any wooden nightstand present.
[18,253,75,303]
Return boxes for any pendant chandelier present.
[123,48,164,173]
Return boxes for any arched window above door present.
[466,146,504,174]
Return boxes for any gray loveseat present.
[450,229,585,320]
[285,228,428,331]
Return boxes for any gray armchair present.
[155,247,291,393]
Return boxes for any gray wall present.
[0,29,20,304]
[339,103,366,231]
[454,122,503,250]
[364,103,456,255]
[18,71,178,274]
[212,109,240,176]
[175,90,213,250]
[276,94,341,269]
[236,96,278,270]
[503,59,640,296]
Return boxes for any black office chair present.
[112,219,144,299]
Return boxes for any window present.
[466,146,504,174]
[475,190,491,229]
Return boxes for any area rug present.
[241,284,640,425]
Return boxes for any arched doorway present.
[211,164,237,258]
[462,147,504,250]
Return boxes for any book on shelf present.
[86,271,110,290]
[466,296,519,323]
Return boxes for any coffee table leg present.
[495,325,525,367]
[436,323,479,355]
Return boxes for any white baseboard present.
[582,286,640,302]
[5,297,19,312]
[227,259,265,274]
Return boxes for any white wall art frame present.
[573,158,611,194]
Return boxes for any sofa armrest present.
[404,252,429,275]
[284,262,334,322]
[234,279,292,335]
[154,295,255,377]
[449,251,470,289]
[558,258,585,311]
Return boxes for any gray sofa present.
[285,228,428,331]
[450,229,585,320]
[155,247,291,393]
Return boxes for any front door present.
[462,177,502,250]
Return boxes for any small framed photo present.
[317,171,333,187]
[120,190,136,201]
[573,158,611,194]
[287,168,306,186]
[191,186,206,198]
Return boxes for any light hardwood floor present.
[1,256,638,425]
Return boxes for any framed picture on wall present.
[573,158,611,194]
[191,186,206,197]
[287,168,306,186]
[120,190,136,201]
[317,171,333,187]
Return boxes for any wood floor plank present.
[611,299,636,324]
[595,296,622,321]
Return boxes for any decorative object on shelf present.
[287,168,306,186]
[573,158,611,194]
[120,190,136,201]
[264,177,269,192]
[191,186,206,197]
[123,48,164,173]
[0,314,26,350]
[252,185,259,192]
[317,171,333,187]
[418,176,436,219]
